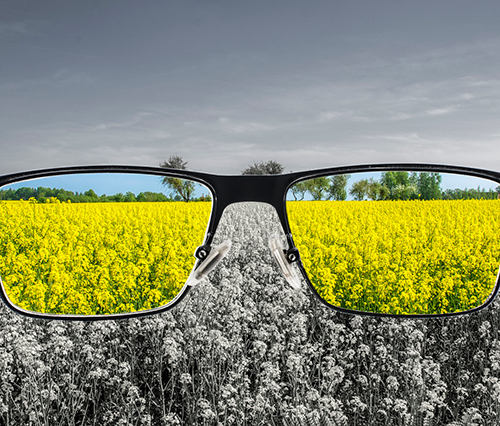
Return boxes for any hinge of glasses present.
[186,240,232,287]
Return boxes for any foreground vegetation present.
[0,203,499,425]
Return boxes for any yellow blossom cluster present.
[287,199,500,315]
[0,201,211,315]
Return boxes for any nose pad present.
[269,235,302,289]
[186,240,232,286]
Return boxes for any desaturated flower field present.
[0,203,499,425]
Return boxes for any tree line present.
[291,171,500,201]
[0,186,211,203]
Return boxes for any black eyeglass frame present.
[1,163,500,320]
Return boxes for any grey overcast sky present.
[1,0,500,175]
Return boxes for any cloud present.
[217,117,274,134]
[318,111,352,122]
[0,21,35,38]
[20,43,99,59]
[0,68,94,94]
[362,133,427,144]
[358,132,500,169]
[88,112,155,132]
[425,106,457,116]
[470,78,500,87]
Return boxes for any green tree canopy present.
[305,177,330,200]
[416,172,442,200]
[84,189,98,199]
[392,183,418,200]
[366,178,389,200]
[327,174,350,201]
[349,179,369,201]
[380,171,414,199]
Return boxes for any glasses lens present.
[286,170,500,315]
[0,172,212,316]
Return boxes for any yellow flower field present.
[1,199,499,317]
[287,199,500,315]
[0,201,211,315]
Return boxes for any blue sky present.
[1,1,500,175]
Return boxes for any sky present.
[1,0,500,176]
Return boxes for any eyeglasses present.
[1,163,500,320]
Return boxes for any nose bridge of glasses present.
[202,175,291,247]
[197,174,303,290]
[213,174,289,205]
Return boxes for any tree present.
[366,178,389,200]
[290,181,308,201]
[137,192,169,202]
[327,174,350,201]
[124,191,136,202]
[109,193,125,202]
[160,155,195,202]
[417,172,442,200]
[305,177,330,200]
[392,183,418,200]
[380,171,412,199]
[241,160,284,175]
[16,187,36,200]
[84,189,98,199]
[349,179,369,201]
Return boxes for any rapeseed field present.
[288,199,500,315]
[0,200,211,315]
[1,199,499,316]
